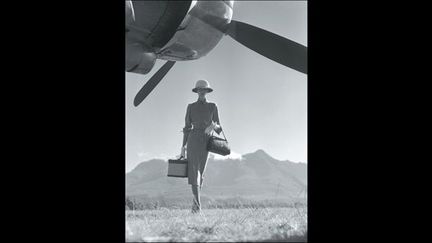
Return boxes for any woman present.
[180,79,223,214]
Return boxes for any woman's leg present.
[191,184,201,212]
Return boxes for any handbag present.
[207,128,231,156]
[167,156,188,178]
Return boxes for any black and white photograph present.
[7,0,422,242]
[125,0,307,241]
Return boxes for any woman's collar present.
[197,98,207,103]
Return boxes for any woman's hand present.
[180,145,186,158]
[205,121,217,134]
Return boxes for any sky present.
[126,1,307,172]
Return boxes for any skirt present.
[186,129,211,186]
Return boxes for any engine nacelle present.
[125,1,234,73]
[125,42,156,74]
[157,0,234,61]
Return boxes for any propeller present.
[133,61,176,107]
[226,20,307,74]
[188,8,307,74]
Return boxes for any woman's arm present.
[182,104,192,147]
[212,104,222,135]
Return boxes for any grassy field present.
[126,206,307,242]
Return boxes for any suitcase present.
[167,156,188,178]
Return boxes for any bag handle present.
[210,127,228,142]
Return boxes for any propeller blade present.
[226,20,307,74]
[133,61,176,107]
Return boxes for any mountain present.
[126,149,307,200]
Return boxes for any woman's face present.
[197,89,208,97]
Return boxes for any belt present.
[191,128,206,132]
[180,127,207,133]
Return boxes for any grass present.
[126,206,307,242]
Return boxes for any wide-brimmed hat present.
[192,79,213,93]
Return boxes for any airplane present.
[126,0,307,107]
